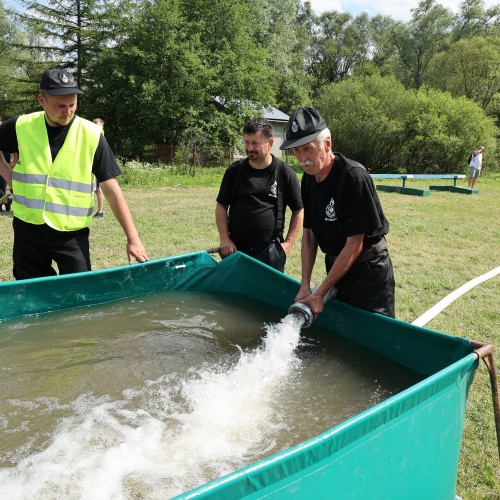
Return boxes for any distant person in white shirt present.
[468,146,485,189]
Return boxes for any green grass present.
[118,161,227,188]
[0,171,498,498]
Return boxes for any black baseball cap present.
[39,69,84,96]
[280,106,327,150]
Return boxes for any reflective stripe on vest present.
[13,112,100,231]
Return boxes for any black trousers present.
[242,238,286,272]
[13,217,91,280]
[325,248,395,318]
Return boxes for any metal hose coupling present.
[288,287,337,329]
[288,301,314,328]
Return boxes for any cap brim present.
[45,88,84,96]
[280,130,322,150]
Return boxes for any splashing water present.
[0,314,304,499]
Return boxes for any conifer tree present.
[12,0,126,109]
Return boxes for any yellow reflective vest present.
[13,112,100,231]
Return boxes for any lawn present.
[0,171,498,498]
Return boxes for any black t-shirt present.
[302,153,389,256]
[216,156,303,251]
[0,115,120,182]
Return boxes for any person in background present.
[468,145,485,189]
[92,117,105,218]
[0,117,12,212]
[280,106,395,318]
[0,174,12,212]
[215,117,303,272]
[0,68,148,280]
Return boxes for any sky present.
[308,0,498,21]
[3,0,498,22]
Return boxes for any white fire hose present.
[412,266,499,327]
[410,266,500,466]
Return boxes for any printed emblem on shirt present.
[325,197,337,221]
[269,180,277,198]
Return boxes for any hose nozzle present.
[288,302,314,328]
[288,287,337,329]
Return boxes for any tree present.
[247,0,310,112]
[281,0,317,109]
[427,35,500,113]
[0,0,9,63]
[177,0,274,105]
[390,0,454,88]
[363,14,400,75]
[0,0,14,116]
[308,11,372,93]
[86,0,205,157]
[0,0,37,117]
[296,8,401,96]
[249,0,298,74]
[86,0,275,160]
[11,0,126,114]
[171,0,276,160]
[452,0,500,41]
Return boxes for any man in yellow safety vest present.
[0,68,148,279]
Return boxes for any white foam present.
[0,314,303,499]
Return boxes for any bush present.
[315,75,409,172]
[315,75,498,173]
[402,88,497,173]
[281,154,303,173]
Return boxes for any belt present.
[245,235,283,255]
[357,238,387,264]
[326,238,387,266]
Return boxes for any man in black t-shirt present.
[216,117,303,272]
[280,107,395,317]
[0,68,148,280]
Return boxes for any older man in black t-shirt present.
[215,117,303,272]
[280,107,395,318]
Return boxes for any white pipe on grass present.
[412,266,500,327]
